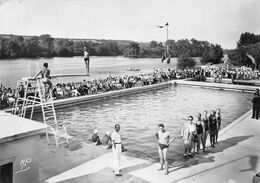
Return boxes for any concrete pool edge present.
[218,110,252,139]
[172,80,260,92]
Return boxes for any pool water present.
[33,85,252,162]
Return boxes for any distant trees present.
[0,34,223,60]
[54,39,74,57]
[201,44,223,64]
[123,42,140,57]
[177,54,196,69]
[122,39,223,60]
[0,34,124,58]
[227,32,260,69]
[237,32,260,47]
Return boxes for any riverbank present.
[39,108,260,183]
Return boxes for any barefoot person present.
[155,123,174,175]
[202,110,209,152]
[102,131,112,149]
[83,47,90,76]
[181,116,196,157]
[91,129,101,145]
[209,110,217,148]
[111,124,122,176]
[252,91,260,120]
[215,108,221,144]
[34,63,52,99]
[195,113,204,154]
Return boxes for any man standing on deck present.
[252,89,260,120]
[83,46,90,76]
[111,124,122,176]
[156,123,170,175]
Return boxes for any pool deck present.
[40,109,260,183]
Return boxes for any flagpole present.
[166,24,169,57]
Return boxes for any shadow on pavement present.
[56,162,153,183]
[240,155,258,172]
[169,135,253,173]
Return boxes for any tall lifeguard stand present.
[12,62,71,147]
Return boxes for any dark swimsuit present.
[159,143,169,150]
[203,118,209,131]
[196,123,203,135]
[209,116,217,130]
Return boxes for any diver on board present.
[83,46,90,76]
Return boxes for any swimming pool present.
[33,85,252,162]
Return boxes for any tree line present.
[0,34,223,66]
[0,34,124,58]
[124,39,223,64]
[227,32,260,69]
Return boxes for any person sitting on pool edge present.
[92,129,102,145]
[102,131,112,149]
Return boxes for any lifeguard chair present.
[12,62,71,147]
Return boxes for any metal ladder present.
[12,77,71,147]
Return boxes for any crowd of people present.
[51,69,178,99]
[1,63,260,109]
[2,66,260,109]
[181,108,221,157]
[0,84,15,109]
[201,66,260,82]
[91,124,127,176]
[89,108,222,176]
[0,68,203,109]
[155,109,221,175]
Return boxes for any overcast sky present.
[0,0,259,49]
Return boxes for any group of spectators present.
[201,66,260,82]
[0,84,15,109]
[91,128,127,151]
[181,109,222,157]
[1,66,260,109]
[51,68,195,99]
[151,108,222,175]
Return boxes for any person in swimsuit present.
[195,113,204,154]
[209,110,218,148]
[83,47,90,76]
[34,63,52,99]
[102,131,112,149]
[155,123,170,175]
[202,110,209,152]
[215,108,221,144]
[91,129,101,145]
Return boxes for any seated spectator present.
[92,129,101,145]
[1,91,10,107]
[102,131,112,149]
[6,88,15,106]
[56,84,64,98]
[71,83,80,97]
